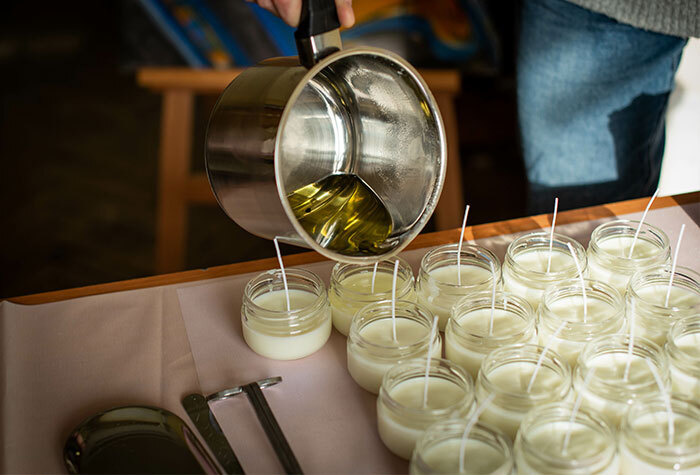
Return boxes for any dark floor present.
[0,2,526,299]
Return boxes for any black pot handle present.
[294,0,340,40]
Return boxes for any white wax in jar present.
[416,438,511,475]
[417,264,494,330]
[631,285,700,345]
[503,250,574,309]
[670,333,700,400]
[539,295,619,366]
[516,421,619,475]
[331,272,413,336]
[243,289,331,360]
[378,377,468,460]
[446,308,535,378]
[588,237,662,293]
[347,317,441,394]
[479,361,568,440]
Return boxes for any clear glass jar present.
[377,357,475,460]
[502,232,586,310]
[538,278,625,367]
[665,316,700,401]
[619,398,700,474]
[347,300,442,394]
[241,268,331,360]
[329,257,416,336]
[627,265,700,346]
[514,402,619,475]
[587,220,671,295]
[410,419,514,475]
[416,243,501,331]
[445,290,537,379]
[476,343,572,440]
[573,334,669,428]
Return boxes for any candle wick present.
[459,394,495,473]
[457,204,470,286]
[665,224,685,307]
[562,368,596,455]
[273,237,291,312]
[645,359,674,445]
[527,321,566,393]
[422,316,439,409]
[566,242,587,323]
[546,197,559,274]
[391,260,399,343]
[628,189,659,259]
[623,299,636,382]
[370,262,378,294]
[488,261,497,336]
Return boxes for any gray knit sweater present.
[567,0,699,37]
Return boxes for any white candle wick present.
[370,262,379,294]
[422,315,439,409]
[457,204,470,286]
[546,197,559,273]
[628,189,659,259]
[489,261,497,336]
[645,359,674,445]
[665,224,686,307]
[391,259,399,343]
[527,321,566,393]
[624,299,636,382]
[273,237,290,312]
[459,393,495,473]
[562,368,596,455]
[566,242,587,323]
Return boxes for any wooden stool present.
[137,67,464,274]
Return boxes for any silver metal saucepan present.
[205,0,446,263]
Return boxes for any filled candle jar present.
[619,398,700,474]
[475,343,572,440]
[587,220,670,295]
[416,244,501,331]
[410,419,514,475]
[514,402,619,475]
[665,316,700,401]
[377,358,475,460]
[626,266,700,345]
[538,279,625,367]
[445,290,537,379]
[241,268,332,360]
[347,300,441,394]
[573,334,670,428]
[329,258,416,336]
[502,232,586,310]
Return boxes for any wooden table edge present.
[7,192,698,305]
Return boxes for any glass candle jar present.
[619,398,700,474]
[587,220,671,295]
[502,232,587,310]
[347,300,442,394]
[416,244,501,331]
[627,266,700,346]
[665,316,700,401]
[476,344,572,440]
[445,290,537,379]
[241,268,331,360]
[573,334,670,428]
[410,419,514,475]
[538,279,625,367]
[514,402,619,475]
[329,258,416,336]
[377,357,475,460]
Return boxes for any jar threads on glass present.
[514,402,619,475]
[377,358,475,460]
[475,343,572,440]
[619,398,700,474]
[573,334,670,428]
[626,265,700,345]
[538,278,625,367]
[410,419,514,475]
[445,290,537,379]
[665,316,700,401]
[241,267,331,360]
[587,220,671,294]
[329,258,416,336]
[502,232,587,310]
[416,243,502,331]
[346,300,441,394]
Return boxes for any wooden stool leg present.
[155,90,193,274]
[433,91,465,230]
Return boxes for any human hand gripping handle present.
[247,0,355,29]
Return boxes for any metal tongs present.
[182,376,303,475]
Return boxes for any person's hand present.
[248,0,355,29]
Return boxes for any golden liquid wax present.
[286,173,394,256]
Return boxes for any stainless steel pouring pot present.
[205,0,446,263]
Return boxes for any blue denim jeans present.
[518,0,687,214]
